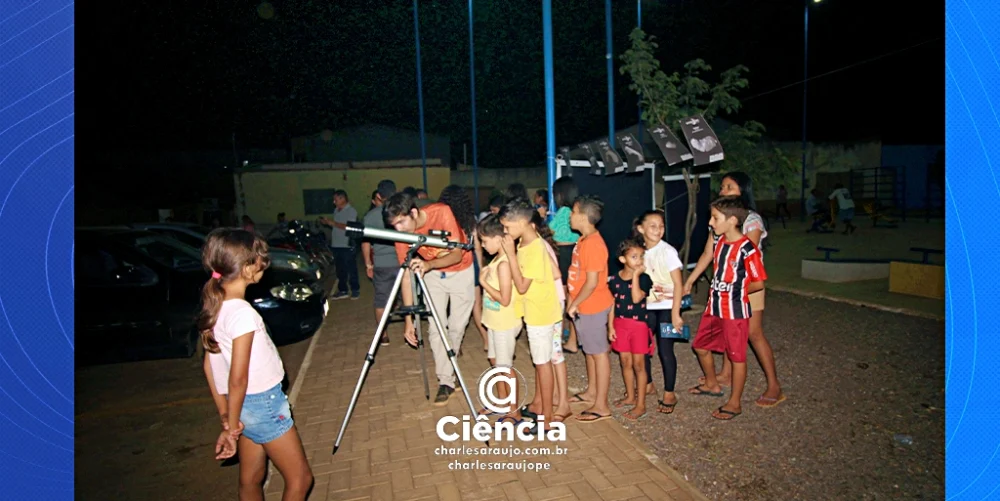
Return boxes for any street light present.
[800,0,822,221]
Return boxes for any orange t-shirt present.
[566,231,614,315]
[394,203,473,273]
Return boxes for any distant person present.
[549,176,581,353]
[320,190,360,300]
[267,212,288,238]
[437,184,488,354]
[416,189,429,200]
[402,186,431,207]
[362,180,398,344]
[479,195,504,222]
[828,183,857,235]
[775,185,790,219]
[806,190,831,233]
[241,215,256,235]
[504,183,529,204]
[534,189,549,219]
[198,228,314,498]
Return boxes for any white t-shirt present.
[208,299,285,396]
[643,240,684,310]
[829,188,855,210]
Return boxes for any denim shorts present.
[239,383,294,444]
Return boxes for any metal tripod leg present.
[332,266,406,455]
[412,272,431,400]
[414,272,481,426]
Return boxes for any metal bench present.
[816,246,840,261]
[909,247,943,264]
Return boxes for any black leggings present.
[643,309,678,392]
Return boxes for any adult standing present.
[362,180,398,344]
[384,192,475,405]
[683,171,785,408]
[320,190,360,300]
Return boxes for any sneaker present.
[350,292,361,300]
[433,385,454,406]
[331,292,350,300]
[380,336,390,346]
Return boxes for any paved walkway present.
[265,283,710,501]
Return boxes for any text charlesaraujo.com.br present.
[435,445,569,457]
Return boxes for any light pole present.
[801,0,821,221]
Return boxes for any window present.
[158,229,205,249]
[78,246,159,287]
[303,188,336,215]
[125,235,203,271]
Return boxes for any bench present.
[909,247,943,264]
[816,247,839,261]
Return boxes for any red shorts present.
[692,313,749,363]
[611,317,654,356]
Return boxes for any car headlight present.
[253,297,281,309]
[270,284,314,302]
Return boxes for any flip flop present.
[697,376,731,387]
[519,406,539,420]
[497,415,524,426]
[755,393,787,408]
[623,409,647,421]
[575,411,611,424]
[656,400,676,414]
[562,344,579,354]
[552,412,573,422]
[712,407,741,421]
[478,408,498,417]
[568,393,591,404]
[688,385,725,397]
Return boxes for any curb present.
[766,285,944,321]
[612,422,714,501]
[263,298,329,491]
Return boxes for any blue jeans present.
[332,247,360,295]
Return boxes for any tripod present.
[333,240,482,454]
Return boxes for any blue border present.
[0,1,75,497]
[946,0,1000,498]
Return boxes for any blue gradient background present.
[0,0,74,497]
[947,0,1000,499]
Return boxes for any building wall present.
[235,165,451,224]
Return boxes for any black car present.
[77,229,329,365]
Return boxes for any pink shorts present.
[611,317,654,356]
[691,313,749,363]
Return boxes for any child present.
[609,237,655,420]
[499,199,564,430]
[829,183,856,234]
[199,229,313,499]
[476,215,524,416]
[633,210,685,415]
[688,196,768,421]
[565,195,615,423]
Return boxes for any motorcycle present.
[267,220,334,268]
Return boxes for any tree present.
[619,28,794,275]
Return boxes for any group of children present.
[477,190,769,425]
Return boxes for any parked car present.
[128,222,327,281]
[77,228,329,365]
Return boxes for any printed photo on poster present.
[646,124,692,166]
[596,139,625,175]
[576,143,602,175]
[678,115,724,166]
[615,133,646,173]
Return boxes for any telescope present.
[345,221,473,251]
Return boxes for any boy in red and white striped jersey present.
[688,195,767,421]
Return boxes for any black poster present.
[615,133,646,173]
[663,175,713,266]
[647,123,692,166]
[570,165,654,272]
[557,146,572,176]
[576,143,602,175]
[595,139,625,175]
[678,115,724,166]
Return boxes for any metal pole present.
[800,2,809,222]
[606,0,615,149]
[544,0,556,215]
[637,0,642,146]
[469,0,480,215]
[414,0,428,193]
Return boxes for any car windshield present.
[125,234,203,270]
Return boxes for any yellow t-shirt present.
[481,254,523,331]
[517,238,562,327]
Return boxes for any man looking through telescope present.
[384,192,476,406]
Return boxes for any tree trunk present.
[679,167,698,281]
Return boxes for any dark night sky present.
[78,0,942,202]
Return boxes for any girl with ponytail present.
[198,228,313,499]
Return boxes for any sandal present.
[568,393,591,404]
[688,385,725,397]
[755,393,787,408]
[712,406,741,421]
[574,411,611,423]
[656,400,676,414]
[519,406,539,420]
[552,411,573,422]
